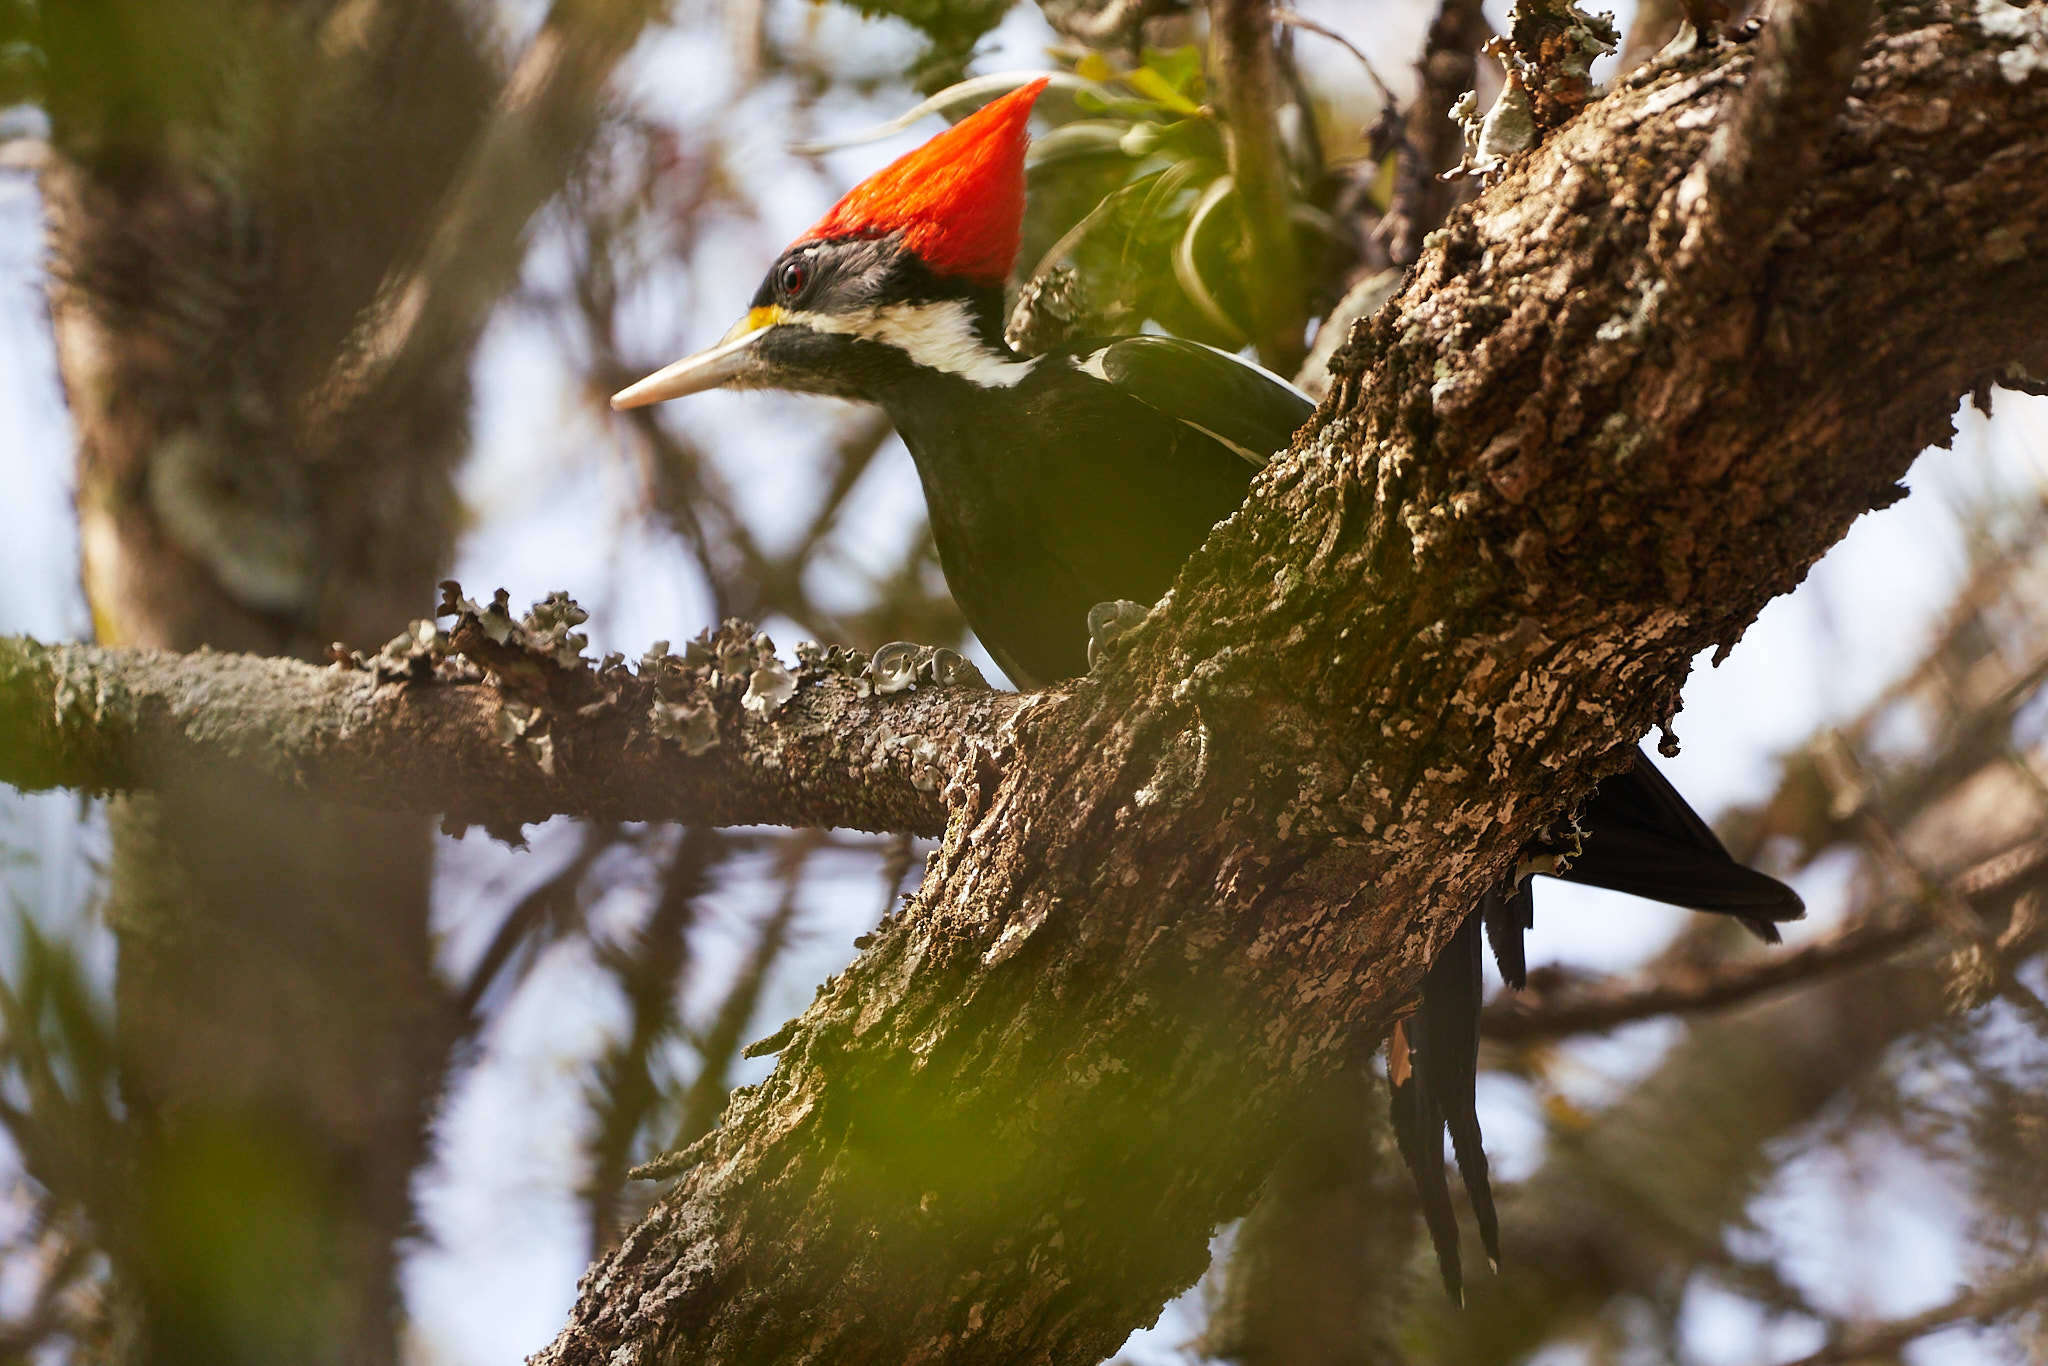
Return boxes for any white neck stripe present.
[782,299,1035,389]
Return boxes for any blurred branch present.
[304,0,678,444]
[1485,834,2048,1041]
[458,824,626,1022]
[670,833,816,1152]
[1038,0,1186,50]
[1858,811,2048,1030]
[1618,0,1689,73]
[1380,0,1487,265]
[0,600,1020,837]
[1211,0,1305,371]
[875,833,921,920]
[1777,1257,2048,1366]
[1416,944,1976,1362]
[587,827,724,1250]
[1198,1065,1415,1366]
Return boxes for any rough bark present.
[0,617,1008,838]
[522,7,2048,1364]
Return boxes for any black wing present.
[1548,747,1805,941]
[1074,335,1316,465]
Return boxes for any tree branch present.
[1382,0,1488,266]
[0,604,1014,838]
[303,0,677,445]
[1777,1257,2048,1366]
[1212,0,1307,370]
[1664,0,1876,280]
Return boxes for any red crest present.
[799,78,1049,288]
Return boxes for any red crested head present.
[798,77,1048,289]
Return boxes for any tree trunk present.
[41,4,487,1360]
[531,6,2048,1362]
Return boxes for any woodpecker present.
[614,77,1803,1300]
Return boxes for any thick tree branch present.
[0,610,1014,838]
[525,7,2048,1364]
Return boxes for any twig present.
[1774,1258,2048,1366]
[1211,0,1306,371]
[1667,0,1875,279]
[1271,10,1395,107]
[1484,834,2048,1041]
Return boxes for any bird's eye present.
[777,258,809,299]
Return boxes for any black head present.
[611,232,1024,409]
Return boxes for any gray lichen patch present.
[1977,0,2048,81]
[743,659,798,715]
[650,699,720,755]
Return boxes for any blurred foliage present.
[823,0,1018,89]
[0,910,119,1356]
[1008,47,1346,355]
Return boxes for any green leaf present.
[1124,66,1201,115]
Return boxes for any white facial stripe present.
[782,299,1035,388]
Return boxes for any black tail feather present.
[1480,881,1533,991]
[1417,912,1500,1272]
[1388,1020,1463,1304]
